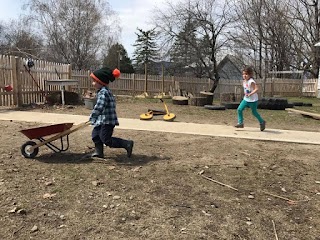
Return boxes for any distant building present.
[216,55,243,81]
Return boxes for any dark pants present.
[92,124,125,148]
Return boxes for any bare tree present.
[230,0,320,78]
[0,19,43,58]
[25,0,119,69]
[153,0,235,93]
[232,0,266,76]
[286,0,320,77]
[231,0,295,77]
[264,1,294,72]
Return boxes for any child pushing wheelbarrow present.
[20,66,134,159]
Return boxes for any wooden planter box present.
[189,91,214,106]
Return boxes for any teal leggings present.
[237,100,264,124]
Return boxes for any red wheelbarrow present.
[20,121,90,158]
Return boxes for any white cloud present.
[109,0,167,57]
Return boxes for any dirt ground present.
[0,98,320,240]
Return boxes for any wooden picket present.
[0,55,14,106]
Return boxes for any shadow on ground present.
[34,152,170,166]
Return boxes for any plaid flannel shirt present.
[89,87,119,126]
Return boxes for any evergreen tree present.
[170,20,201,76]
[132,28,159,74]
[103,43,134,73]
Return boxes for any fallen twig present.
[201,175,238,191]
[171,204,191,209]
[262,191,296,203]
[240,151,251,157]
[272,220,279,240]
[13,225,24,235]
[203,163,244,167]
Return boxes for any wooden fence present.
[216,78,318,101]
[0,55,318,107]
[104,73,212,97]
[0,55,70,106]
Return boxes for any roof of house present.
[217,55,243,80]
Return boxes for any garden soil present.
[0,99,319,240]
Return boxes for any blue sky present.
[0,0,24,19]
[0,0,166,57]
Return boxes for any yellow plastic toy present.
[140,99,176,121]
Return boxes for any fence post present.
[67,64,73,91]
[12,56,23,107]
[11,56,17,105]
[316,77,320,98]
[162,64,164,94]
[300,78,304,97]
[86,70,91,92]
[172,75,175,88]
[262,77,266,97]
[132,73,135,93]
[68,64,72,79]
[144,63,148,93]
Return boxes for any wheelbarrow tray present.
[20,122,89,158]
[20,123,74,140]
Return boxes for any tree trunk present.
[209,79,219,93]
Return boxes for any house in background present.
[216,54,243,81]
[149,54,243,80]
[215,55,245,101]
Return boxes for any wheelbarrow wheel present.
[21,141,39,158]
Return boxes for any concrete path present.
[0,110,319,145]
